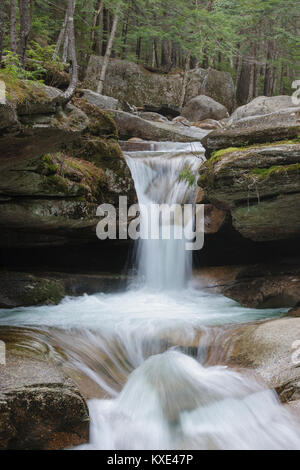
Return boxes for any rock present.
[109,109,208,142]
[222,264,300,308]
[0,327,89,450]
[204,204,227,234]
[185,67,235,113]
[172,116,191,126]
[198,142,300,241]
[0,271,129,309]
[220,317,300,404]
[229,96,297,123]
[81,89,120,110]
[138,112,168,122]
[0,78,89,163]
[202,108,300,158]
[191,119,223,130]
[181,95,229,122]
[84,56,235,112]
[0,272,66,308]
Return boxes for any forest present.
[0,0,299,106]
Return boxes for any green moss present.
[0,70,49,105]
[211,139,300,162]
[250,163,300,179]
[43,174,69,193]
[38,154,58,176]
[72,97,118,138]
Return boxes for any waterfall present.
[125,143,204,290]
[0,141,299,450]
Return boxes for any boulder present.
[202,108,300,158]
[81,89,120,110]
[181,95,229,122]
[84,56,235,112]
[222,264,300,309]
[0,271,129,309]
[108,109,208,142]
[0,327,89,450]
[220,317,300,404]
[229,96,297,123]
[0,79,89,162]
[198,142,300,241]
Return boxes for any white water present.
[0,142,299,450]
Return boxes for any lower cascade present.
[1,142,300,450]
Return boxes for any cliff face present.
[0,79,135,251]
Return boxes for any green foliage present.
[178,168,196,187]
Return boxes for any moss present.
[250,163,300,180]
[0,71,49,105]
[37,154,58,176]
[211,139,300,162]
[43,174,69,193]
[72,97,118,138]
[22,278,66,306]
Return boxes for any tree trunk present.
[10,0,17,54]
[0,0,6,64]
[54,0,78,106]
[91,0,104,48]
[136,37,142,61]
[180,52,191,109]
[97,4,121,95]
[101,6,109,56]
[18,0,31,67]
[264,40,274,96]
[161,38,170,69]
[53,7,68,60]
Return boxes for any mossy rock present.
[0,272,66,308]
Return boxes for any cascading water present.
[0,141,300,450]
[125,145,204,290]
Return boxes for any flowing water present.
[0,142,299,450]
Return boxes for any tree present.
[97,1,121,94]
[0,0,6,64]
[10,0,17,54]
[55,0,78,105]
[18,0,34,67]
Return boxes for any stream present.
[0,142,300,450]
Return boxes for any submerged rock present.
[0,328,89,450]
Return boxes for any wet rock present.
[220,317,300,404]
[223,265,300,309]
[0,271,129,309]
[84,56,235,112]
[229,96,297,123]
[0,272,66,308]
[0,328,89,450]
[182,95,229,122]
